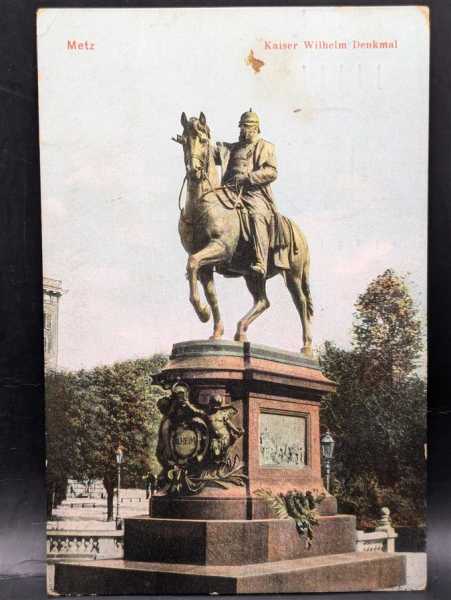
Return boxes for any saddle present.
[179,185,300,277]
[218,187,300,276]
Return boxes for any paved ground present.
[386,552,427,591]
[50,498,148,527]
[1,575,434,600]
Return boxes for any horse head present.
[175,112,211,183]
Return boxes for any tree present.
[353,269,423,383]
[71,355,167,520]
[45,370,83,518]
[320,270,426,528]
[45,354,167,521]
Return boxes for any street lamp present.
[115,445,124,530]
[320,430,335,493]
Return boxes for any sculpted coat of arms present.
[156,382,245,495]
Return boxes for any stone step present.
[54,551,405,595]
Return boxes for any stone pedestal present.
[54,340,406,595]
[152,340,337,519]
[124,514,357,565]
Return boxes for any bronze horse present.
[174,112,313,356]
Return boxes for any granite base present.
[124,515,355,565]
[55,552,406,595]
[150,494,337,520]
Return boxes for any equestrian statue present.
[173,109,313,356]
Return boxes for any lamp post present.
[320,430,335,493]
[115,445,124,530]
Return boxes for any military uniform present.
[215,110,278,276]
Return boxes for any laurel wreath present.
[165,455,247,496]
[255,488,325,548]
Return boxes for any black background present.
[0,1,450,599]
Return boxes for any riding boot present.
[249,214,270,277]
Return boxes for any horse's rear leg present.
[187,240,227,324]
[234,275,270,342]
[199,268,224,340]
[285,272,313,356]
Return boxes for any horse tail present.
[284,217,314,318]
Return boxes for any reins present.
[178,174,188,212]
[202,176,243,210]
[178,137,243,214]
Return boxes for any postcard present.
[38,6,428,595]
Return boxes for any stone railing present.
[65,485,148,500]
[61,494,147,508]
[119,488,147,499]
[356,507,398,553]
[47,530,124,560]
[62,497,147,508]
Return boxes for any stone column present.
[43,277,64,371]
[375,507,398,552]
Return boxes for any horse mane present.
[183,116,219,186]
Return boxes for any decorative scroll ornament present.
[155,382,246,495]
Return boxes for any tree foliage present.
[353,269,423,383]
[320,270,426,528]
[45,354,168,520]
[45,370,81,517]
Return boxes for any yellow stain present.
[417,6,430,29]
[246,49,265,74]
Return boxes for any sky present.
[37,6,429,371]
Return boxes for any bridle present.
[178,127,242,214]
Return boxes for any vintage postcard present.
[38,6,428,595]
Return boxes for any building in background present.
[43,277,64,371]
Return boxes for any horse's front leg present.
[234,274,270,342]
[187,240,227,324]
[199,268,224,339]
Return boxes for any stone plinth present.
[124,515,356,565]
[55,553,406,595]
[152,340,337,519]
[53,340,406,595]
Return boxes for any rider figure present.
[215,109,278,278]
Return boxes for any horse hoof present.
[209,325,224,340]
[234,333,247,342]
[301,346,314,358]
